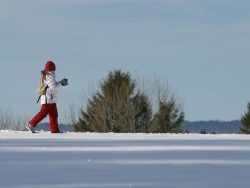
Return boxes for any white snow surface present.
[1,131,250,188]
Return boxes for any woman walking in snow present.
[26,61,68,133]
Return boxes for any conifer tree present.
[151,97,184,133]
[132,92,152,133]
[241,102,250,134]
[74,70,152,133]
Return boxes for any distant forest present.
[182,120,241,134]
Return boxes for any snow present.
[0,131,250,188]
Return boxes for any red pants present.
[29,103,59,133]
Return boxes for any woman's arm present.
[46,74,61,90]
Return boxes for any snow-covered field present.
[1,131,250,188]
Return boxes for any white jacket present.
[40,73,61,104]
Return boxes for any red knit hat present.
[45,61,56,72]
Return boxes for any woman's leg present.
[48,103,59,133]
[29,104,50,128]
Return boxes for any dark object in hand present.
[60,78,68,86]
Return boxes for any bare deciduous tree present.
[0,106,28,131]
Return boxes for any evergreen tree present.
[132,92,152,133]
[74,95,104,132]
[73,70,152,133]
[151,98,184,133]
[241,102,250,134]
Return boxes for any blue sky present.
[1,0,250,123]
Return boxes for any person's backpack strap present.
[36,95,41,103]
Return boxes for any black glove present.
[60,78,68,86]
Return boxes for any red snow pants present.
[29,103,59,133]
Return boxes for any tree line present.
[72,70,250,134]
